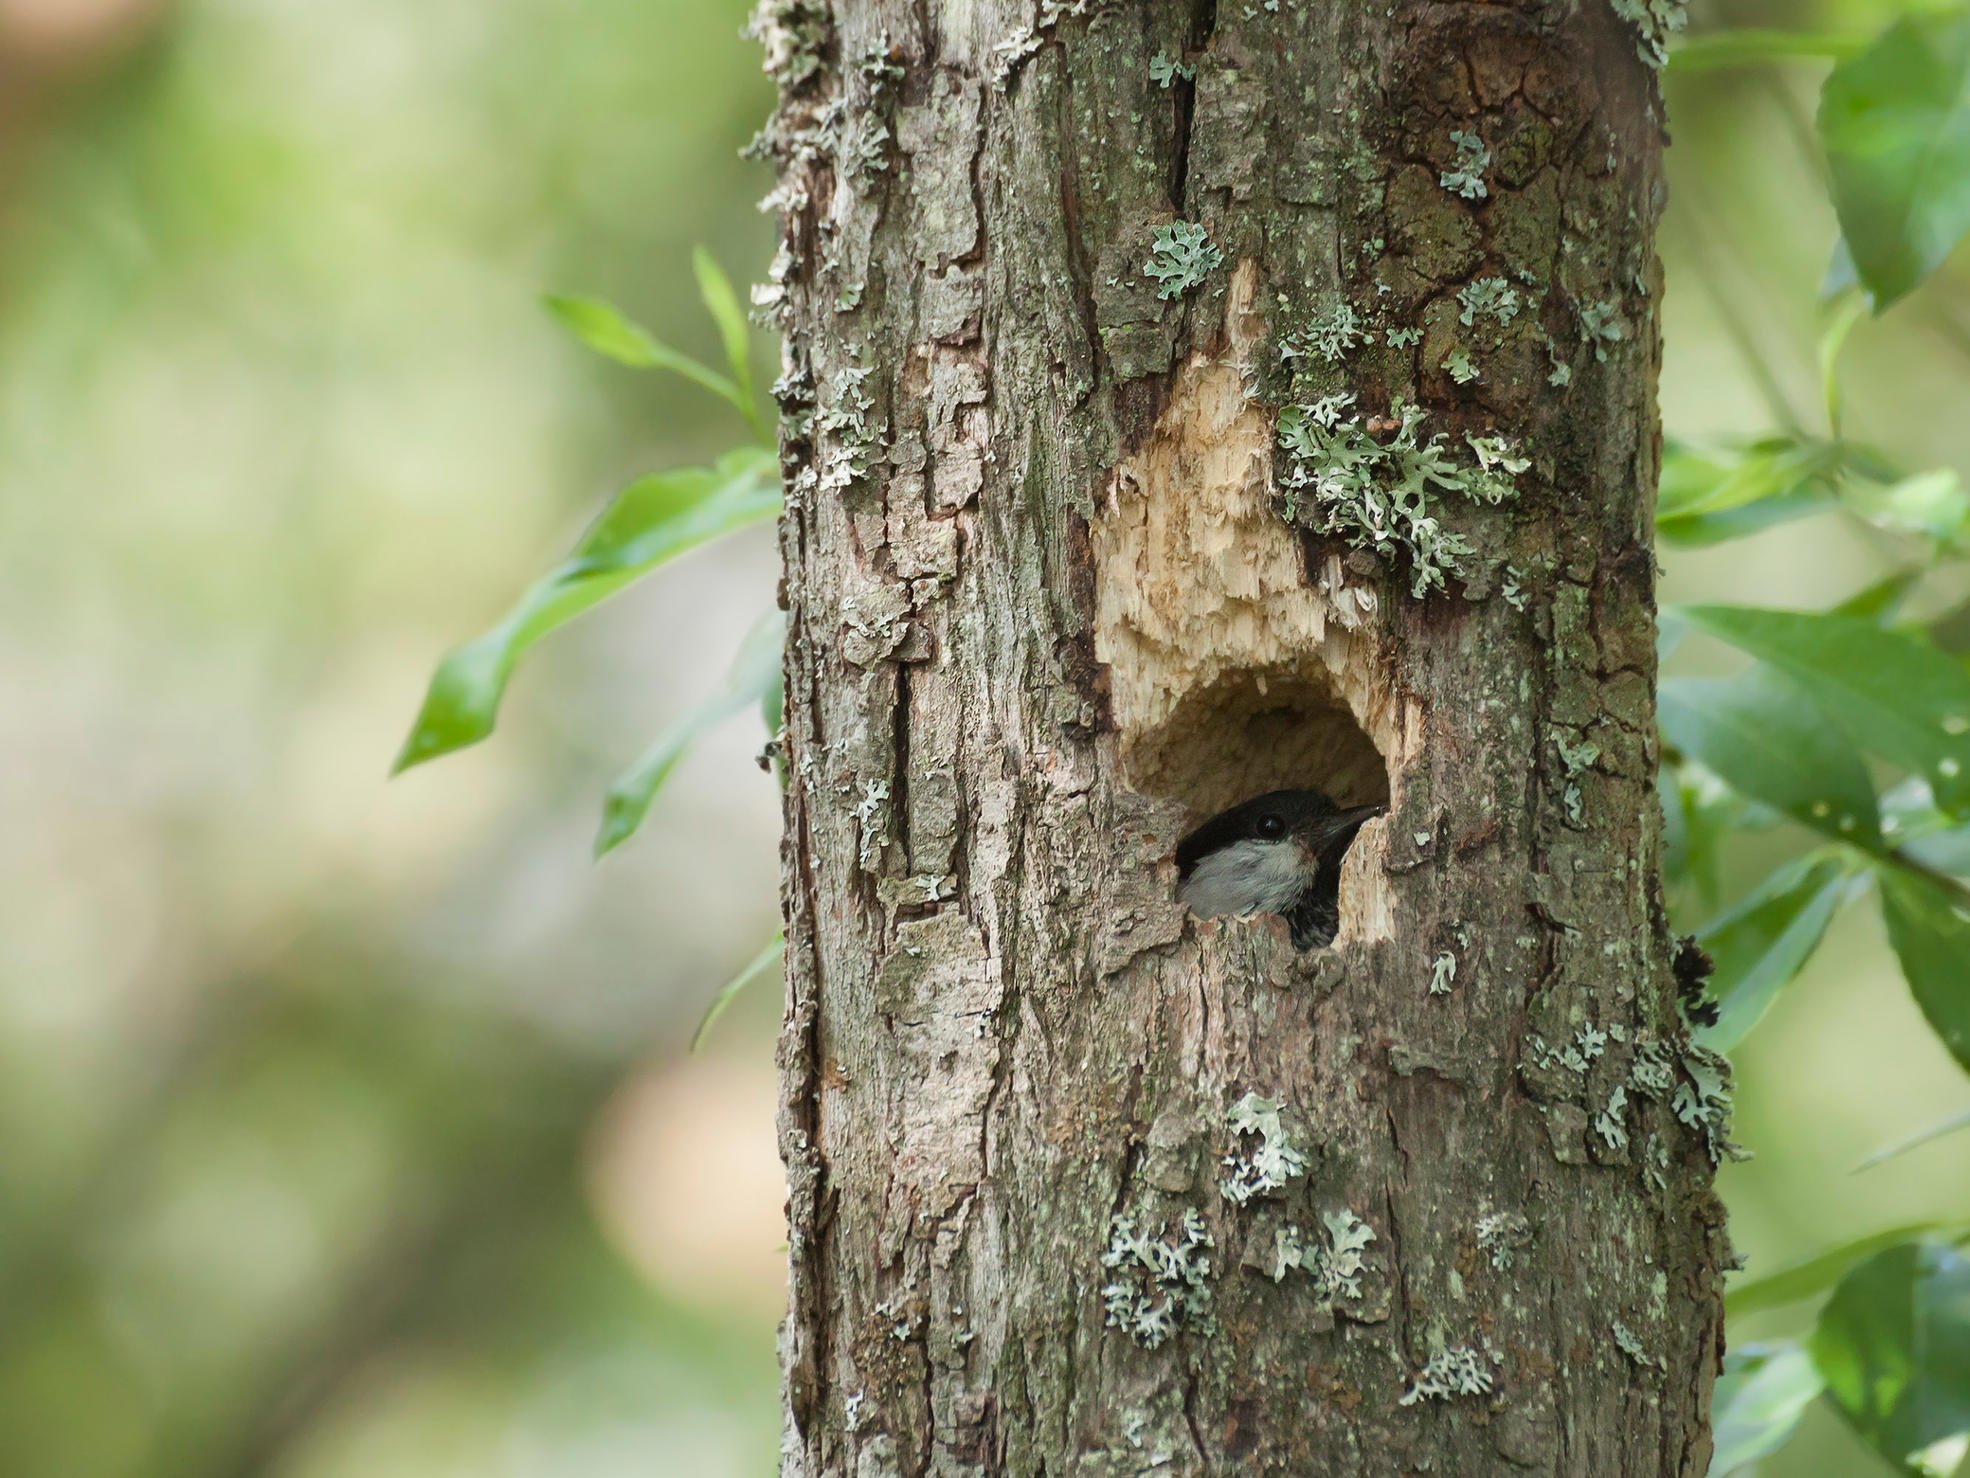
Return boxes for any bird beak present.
[1311,803,1385,848]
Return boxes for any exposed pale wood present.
[1092,261,1400,833]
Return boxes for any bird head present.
[1174,789,1384,926]
[1176,789,1383,875]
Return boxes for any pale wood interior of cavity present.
[1091,260,1410,941]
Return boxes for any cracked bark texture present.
[757,1,1728,1473]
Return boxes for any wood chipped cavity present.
[1088,260,1406,939]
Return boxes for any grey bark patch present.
[1543,1103,1593,1165]
[874,913,1002,1231]
[1493,1388,1562,1467]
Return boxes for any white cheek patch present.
[1177,838,1309,920]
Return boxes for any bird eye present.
[1257,814,1285,839]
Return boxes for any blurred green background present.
[0,0,1962,1474]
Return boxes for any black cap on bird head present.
[1175,789,1385,876]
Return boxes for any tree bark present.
[756,1,1729,1473]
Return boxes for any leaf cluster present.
[1657,11,1970,1470]
[394,249,783,1046]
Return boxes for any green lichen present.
[1673,1043,1747,1165]
[1627,1039,1676,1098]
[1612,1318,1665,1371]
[1609,0,1687,69]
[860,32,904,87]
[852,776,891,868]
[1281,298,1367,366]
[872,1297,917,1340]
[1458,276,1521,329]
[1400,1339,1501,1405]
[1273,1210,1376,1303]
[1144,221,1223,300]
[1149,50,1195,87]
[841,112,891,180]
[840,34,904,181]
[990,0,1113,85]
[1467,434,1529,481]
[1643,1133,1670,1191]
[1554,733,1600,825]
[1500,564,1529,610]
[1440,129,1491,201]
[1595,1085,1630,1150]
[813,362,882,495]
[1221,1092,1307,1205]
[1429,951,1457,996]
[1386,325,1424,350]
[1273,397,1525,598]
[1631,1034,1747,1166]
[746,0,830,90]
[1101,1207,1215,1348]
[1529,1023,1609,1075]
[1441,347,1480,385]
[773,360,815,435]
[1578,300,1626,361]
[1475,1210,1531,1271]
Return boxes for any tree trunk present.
[756,1,1729,1472]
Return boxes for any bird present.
[1174,789,1384,949]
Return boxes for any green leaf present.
[1882,775,1970,879]
[394,448,779,773]
[1656,440,1841,546]
[1848,467,1970,554]
[1830,439,1907,487]
[1659,766,1690,892]
[1707,1343,1825,1477]
[1818,14,1970,311]
[1926,592,1970,655]
[1810,1242,1970,1468]
[595,611,785,858]
[1857,1104,1970,1172]
[1824,234,1861,302]
[1678,605,1970,818]
[1667,29,1866,74]
[1837,568,1923,625]
[1877,863,1970,1073]
[761,661,785,735]
[1819,288,1869,436]
[1657,438,1839,521]
[692,247,763,438]
[1729,1224,1962,1318]
[1696,855,1859,1052]
[1658,670,1882,849]
[543,293,752,419]
[1657,488,1838,547]
[692,933,784,1054]
[1662,764,1742,911]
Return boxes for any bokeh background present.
[0,0,1961,1473]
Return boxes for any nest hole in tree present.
[1125,658,1396,947]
